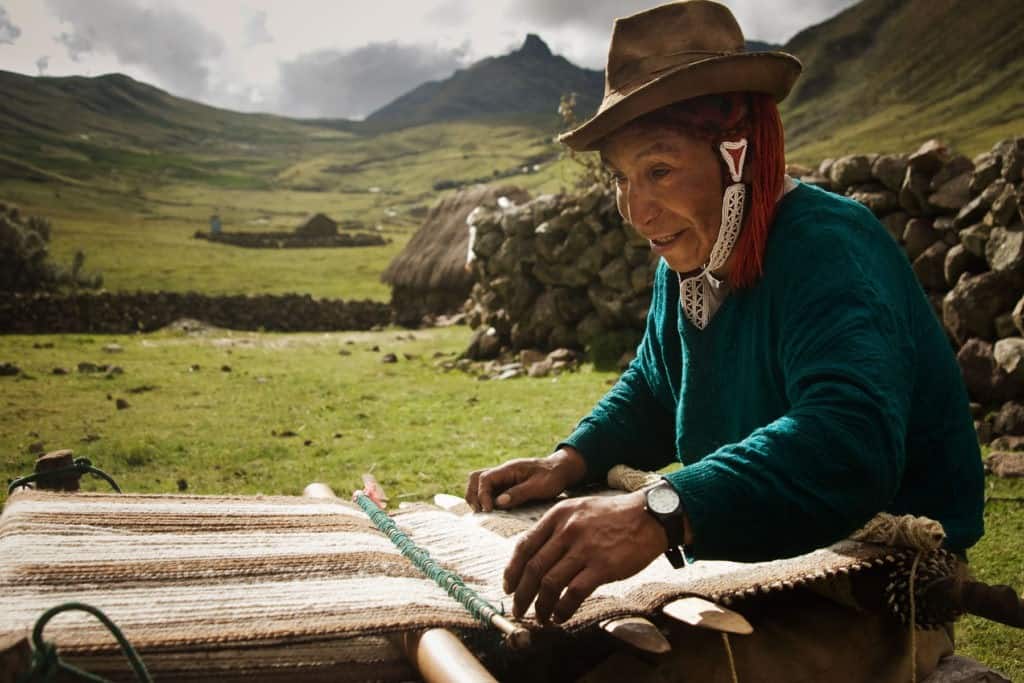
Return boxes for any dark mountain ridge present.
[364,34,603,131]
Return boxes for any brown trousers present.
[581,585,953,683]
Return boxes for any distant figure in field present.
[210,212,222,236]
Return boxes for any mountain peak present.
[518,34,552,59]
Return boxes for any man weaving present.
[466,1,986,679]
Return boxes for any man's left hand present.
[502,490,668,624]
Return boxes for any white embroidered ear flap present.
[719,140,748,183]
[678,138,749,330]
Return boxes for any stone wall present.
[464,186,656,358]
[0,292,391,333]
[464,136,1024,443]
[194,231,388,248]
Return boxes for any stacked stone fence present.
[0,291,392,334]
[194,231,388,248]
[464,136,1024,443]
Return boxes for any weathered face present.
[600,123,725,274]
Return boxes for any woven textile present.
[0,490,914,681]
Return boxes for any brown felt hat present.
[558,0,802,151]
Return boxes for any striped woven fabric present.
[0,490,908,681]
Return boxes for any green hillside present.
[781,0,1024,161]
[0,69,580,300]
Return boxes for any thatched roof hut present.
[295,213,338,237]
[383,184,529,326]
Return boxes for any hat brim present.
[558,51,802,152]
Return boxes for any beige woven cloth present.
[0,490,934,681]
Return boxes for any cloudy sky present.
[0,0,857,120]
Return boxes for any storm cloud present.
[510,0,859,45]
[0,6,21,44]
[45,0,224,98]
[277,41,468,119]
[243,9,272,47]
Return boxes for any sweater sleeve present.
[560,262,678,482]
[666,220,915,561]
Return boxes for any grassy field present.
[0,327,1021,677]
[1,118,586,302]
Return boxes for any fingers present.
[493,480,540,509]
[552,568,601,624]
[533,554,585,624]
[465,470,481,512]
[511,536,566,620]
[470,464,524,513]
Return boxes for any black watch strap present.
[644,480,689,568]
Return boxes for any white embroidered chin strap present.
[679,139,748,329]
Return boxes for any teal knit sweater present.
[563,182,985,561]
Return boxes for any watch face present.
[648,485,680,514]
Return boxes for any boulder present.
[954,194,990,230]
[944,244,985,288]
[1014,295,1024,336]
[588,283,625,325]
[599,228,626,257]
[528,359,553,377]
[928,173,972,212]
[930,155,974,191]
[630,264,654,293]
[959,223,991,258]
[598,257,631,292]
[1002,144,1024,183]
[518,349,547,367]
[988,184,1019,227]
[829,155,874,192]
[995,313,1018,339]
[903,218,938,261]
[500,211,535,239]
[912,242,949,291]
[993,401,1024,436]
[533,259,591,288]
[994,337,1024,385]
[872,154,910,193]
[473,230,503,259]
[468,326,502,360]
[956,339,1011,404]
[899,168,932,216]
[944,271,1024,344]
[985,227,1024,272]
[986,451,1024,478]
[975,419,994,445]
[907,139,949,176]
[969,154,1001,194]
[850,189,900,215]
[880,212,908,243]
[989,435,1024,451]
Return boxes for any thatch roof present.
[295,213,338,237]
[382,184,530,290]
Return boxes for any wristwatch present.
[643,480,688,568]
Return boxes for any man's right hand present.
[465,447,588,512]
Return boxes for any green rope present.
[18,602,151,683]
[353,491,505,627]
[8,458,121,495]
